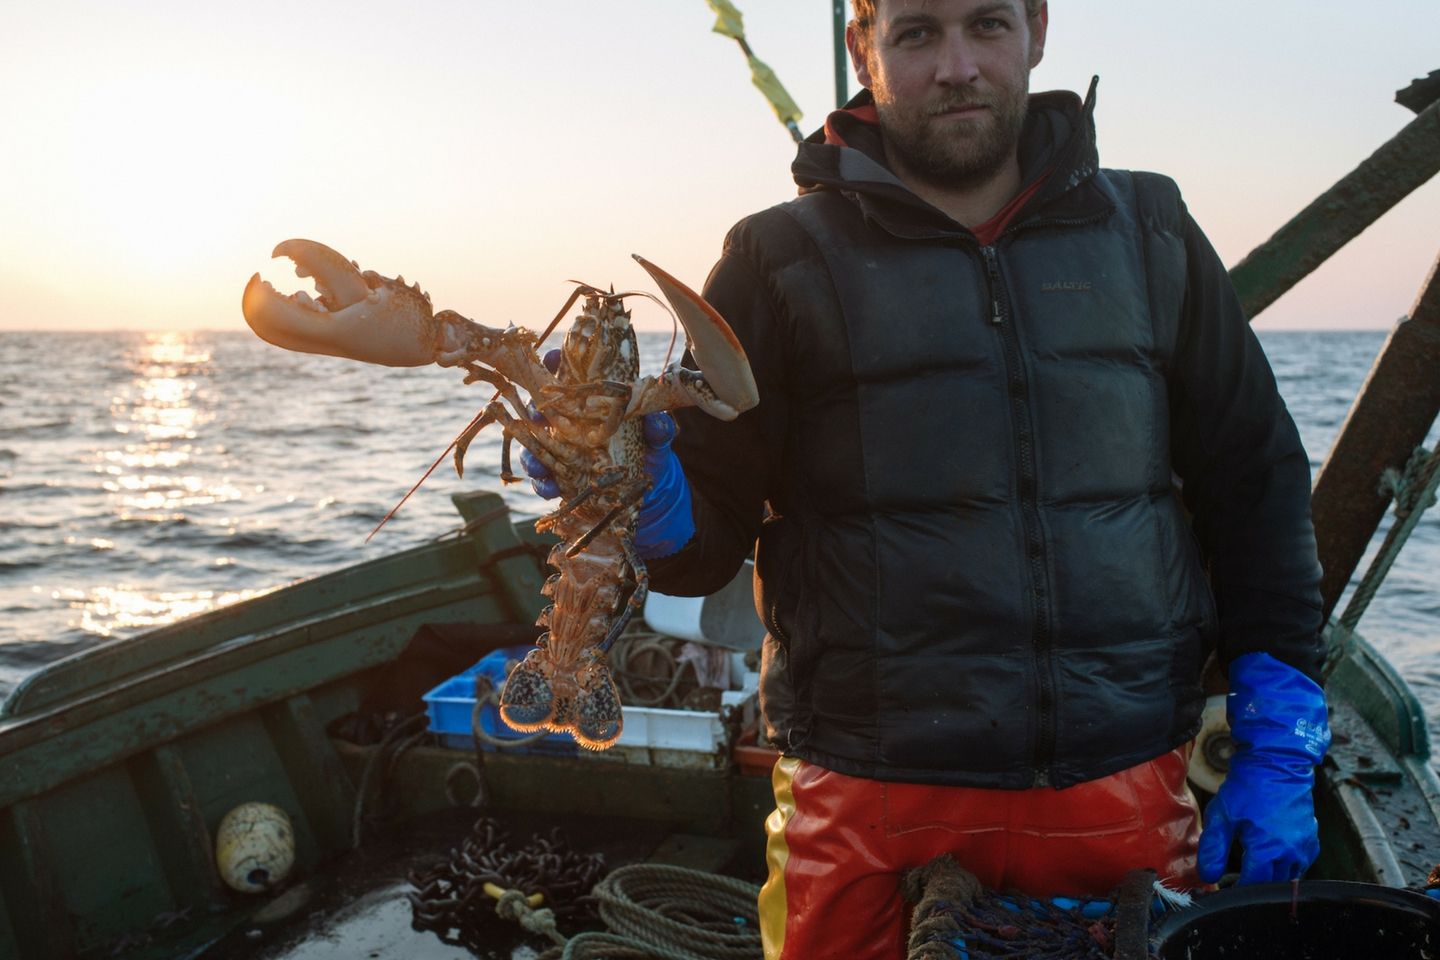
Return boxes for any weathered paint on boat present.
[0,492,553,959]
[0,487,1435,959]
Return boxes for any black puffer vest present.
[742,94,1216,789]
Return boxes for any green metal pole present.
[834,1,848,107]
[1230,96,1440,321]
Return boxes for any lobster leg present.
[454,364,538,480]
[534,468,623,534]
[500,433,516,484]
[453,402,503,479]
[455,397,583,481]
[461,363,530,413]
[564,477,647,558]
[600,535,650,653]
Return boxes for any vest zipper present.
[982,245,1005,325]
[979,243,1057,788]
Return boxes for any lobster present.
[241,240,757,748]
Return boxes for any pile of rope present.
[536,863,763,960]
[903,856,1165,960]
[405,813,762,959]
[608,629,713,710]
[407,817,607,952]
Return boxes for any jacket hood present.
[791,77,1103,238]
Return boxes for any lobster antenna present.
[365,413,481,542]
[661,309,680,379]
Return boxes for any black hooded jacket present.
[649,85,1324,789]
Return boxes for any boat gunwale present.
[2,536,482,718]
[0,565,506,810]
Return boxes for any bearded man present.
[526,1,1332,956]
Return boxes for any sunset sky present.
[2,1,1436,333]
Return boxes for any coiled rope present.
[1328,443,1440,677]
[608,630,701,708]
[525,863,762,960]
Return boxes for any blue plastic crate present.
[423,646,577,755]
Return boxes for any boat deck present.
[197,806,742,960]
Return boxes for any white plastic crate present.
[582,671,759,768]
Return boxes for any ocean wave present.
[0,418,73,437]
[214,530,303,550]
[2,482,102,498]
[109,515,194,534]
[227,422,380,440]
[0,637,95,669]
[0,519,62,532]
[0,559,45,573]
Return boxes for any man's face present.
[848,0,1048,189]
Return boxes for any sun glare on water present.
[76,332,264,636]
[54,585,266,639]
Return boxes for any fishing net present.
[903,855,1164,960]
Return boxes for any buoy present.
[1187,695,1233,796]
[215,802,296,893]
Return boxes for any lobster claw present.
[241,239,442,367]
[631,255,760,416]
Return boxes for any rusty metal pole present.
[1311,253,1440,618]
[1231,97,1440,321]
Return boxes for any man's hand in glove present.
[1197,651,1331,885]
[519,351,695,560]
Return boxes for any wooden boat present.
[0,492,781,959]
[3,73,1439,960]
[1,485,1437,959]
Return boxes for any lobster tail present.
[499,649,556,730]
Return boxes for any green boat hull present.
[0,490,1435,959]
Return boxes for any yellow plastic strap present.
[748,56,804,125]
[483,882,545,908]
[707,0,745,39]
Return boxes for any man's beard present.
[874,86,1030,190]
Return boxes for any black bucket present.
[1151,880,1439,959]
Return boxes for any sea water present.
[1,330,1436,766]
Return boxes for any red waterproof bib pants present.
[758,747,1201,960]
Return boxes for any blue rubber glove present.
[1197,652,1331,885]
[630,412,695,558]
[520,352,695,560]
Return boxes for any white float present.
[215,802,296,893]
